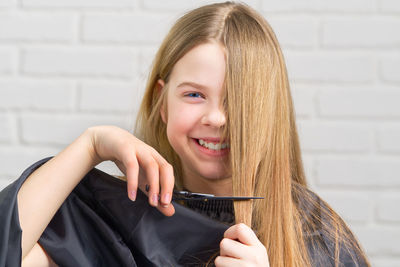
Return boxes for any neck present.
[182,171,232,196]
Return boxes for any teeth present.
[198,139,230,150]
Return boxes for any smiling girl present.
[1,2,370,267]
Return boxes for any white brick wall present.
[20,113,131,145]
[380,0,400,12]
[377,194,400,222]
[0,0,399,265]
[298,121,372,152]
[82,14,176,44]
[22,47,137,77]
[378,125,400,152]
[0,47,15,74]
[322,18,400,48]
[316,158,400,187]
[0,79,74,110]
[21,0,136,8]
[382,57,400,82]
[79,81,140,112]
[0,113,13,143]
[261,0,377,13]
[285,52,374,82]
[0,0,14,8]
[0,14,74,41]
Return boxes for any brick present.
[134,46,161,105]
[291,86,315,118]
[0,0,15,7]
[0,14,73,42]
[22,0,135,8]
[0,146,59,177]
[370,258,400,267]
[297,121,370,152]
[142,0,260,11]
[316,158,400,187]
[20,113,131,145]
[318,88,400,118]
[268,18,317,48]
[0,48,14,74]
[83,14,174,44]
[317,191,372,223]
[302,156,315,186]
[322,18,400,48]
[261,0,376,13]
[377,194,400,222]
[0,113,12,143]
[137,46,158,77]
[285,52,373,83]
[377,126,400,153]
[79,81,140,112]
[136,46,158,96]
[380,0,400,12]
[22,47,136,78]
[381,57,400,82]
[352,226,400,256]
[0,79,74,110]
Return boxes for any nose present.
[201,104,226,128]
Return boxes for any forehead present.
[169,42,226,91]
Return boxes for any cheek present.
[167,119,191,138]
[165,108,192,141]
[165,113,192,157]
[167,103,200,133]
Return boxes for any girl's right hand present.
[87,125,175,217]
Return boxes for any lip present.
[191,138,230,157]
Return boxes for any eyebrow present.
[176,81,208,91]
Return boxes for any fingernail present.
[130,191,136,201]
[162,193,170,204]
[152,194,158,206]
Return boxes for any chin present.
[199,170,230,180]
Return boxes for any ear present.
[157,79,167,124]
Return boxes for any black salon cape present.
[0,157,228,266]
[0,157,368,267]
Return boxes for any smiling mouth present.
[194,138,230,151]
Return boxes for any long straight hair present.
[134,2,370,266]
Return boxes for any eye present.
[185,92,203,98]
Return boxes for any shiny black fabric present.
[0,157,368,267]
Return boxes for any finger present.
[145,150,175,216]
[121,156,139,202]
[224,223,260,246]
[214,256,244,267]
[156,201,176,217]
[143,183,175,216]
[152,153,174,207]
[219,237,249,259]
[114,144,141,202]
[137,165,148,192]
[136,149,160,207]
[133,155,176,217]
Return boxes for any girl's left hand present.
[215,223,270,267]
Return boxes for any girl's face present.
[159,42,231,191]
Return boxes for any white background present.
[0,0,399,265]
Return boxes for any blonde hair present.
[134,2,370,266]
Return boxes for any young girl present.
[0,2,370,267]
